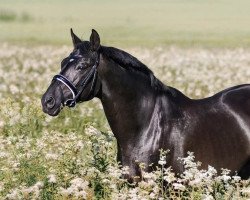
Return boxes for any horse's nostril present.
[46,96,55,109]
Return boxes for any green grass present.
[1,0,250,47]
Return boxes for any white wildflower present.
[207,165,217,177]
[163,171,176,183]
[241,186,250,196]
[173,183,186,191]
[220,168,231,182]
[149,192,157,199]
[0,152,9,158]
[59,187,70,197]
[47,174,57,183]
[45,152,59,160]
[9,84,19,94]
[85,126,100,136]
[221,174,231,182]
[232,175,241,182]
[0,120,4,127]
[70,178,88,189]
[158,159,166,166]
[142,171,156,180]
[158,152,167,166]
[121,166,130,175]
[34,181,44,189]
[201,194,215,200]
[59,178,89,199]
[0,182,4,192]
[75,140,84,151]
[6,189,22,200]
[189,178,202,187]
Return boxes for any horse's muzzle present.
[41,94,63,116]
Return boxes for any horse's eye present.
[76,63,85,70]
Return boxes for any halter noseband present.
[52,55,99,108]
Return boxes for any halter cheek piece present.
[52,55,99,108]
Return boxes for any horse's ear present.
[70,28,82,48]
[90,29,100,51]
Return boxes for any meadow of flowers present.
[0,43,250,199]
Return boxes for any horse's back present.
[214,84,250,145]
[220,84,250,116]
[177,84,250,175]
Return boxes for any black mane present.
[100,46,164,90]
[77,42,179,96]
[101,46,152,74]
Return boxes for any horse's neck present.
[98,56,184,146]
[98,56,157,141]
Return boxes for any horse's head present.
[41,29,101,116]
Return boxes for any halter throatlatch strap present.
[52,55,99,108]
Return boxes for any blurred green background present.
[1,0,250,47]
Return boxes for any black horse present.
[41,29,250,180]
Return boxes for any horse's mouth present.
[43,104,64,116]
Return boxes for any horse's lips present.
[43,104,64,116]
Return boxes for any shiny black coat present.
[42,30,250,181]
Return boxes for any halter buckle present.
[65,99,76,107]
